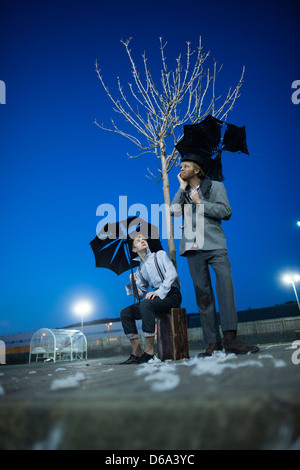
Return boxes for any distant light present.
[105,322,113,337]
[282,272,300,312]
[72,299,93,316]
[282,273,300,284]
[283,274,292,284]
[297,221,300,227]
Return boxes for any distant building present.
[0,301,299,364]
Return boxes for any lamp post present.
[283,274,300,313]
[73,300,93,332]
[105,322,112,342]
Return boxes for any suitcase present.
[156,308,189,361]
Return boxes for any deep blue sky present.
[0,0,299,335]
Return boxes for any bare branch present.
[95,37,245,263]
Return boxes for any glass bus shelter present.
[29,328,87,363]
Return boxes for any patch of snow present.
[148,355,161,364]
[144,371,180,391]
[32,424,64,450]
[262,423,300,450]
[258,354,274,359]
[258,354,286,368]
[50,372,87,391]
[191,354,263,377]
[135,362,180,391]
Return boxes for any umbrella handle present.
[125,239,140,304]
[130,267,140,304]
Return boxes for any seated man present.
[120,234,182,364]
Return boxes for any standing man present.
[120,234,182,364]
[171,154,259,356]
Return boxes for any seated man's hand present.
[145,292,158,300]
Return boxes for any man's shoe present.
[223,330,260,355]
[119,354,139,364]
[225,339,260,354]
[136,352,155,364]
[198,342,223,358]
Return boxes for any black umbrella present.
[90,216,163,301]
[90,216,163,275]
[175,114,249,181]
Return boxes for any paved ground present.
[0,342,300,450]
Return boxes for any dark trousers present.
[120,287,182,339]
[187,249,238,343]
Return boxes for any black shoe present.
[119,354,139,364]
[136,352,155,364]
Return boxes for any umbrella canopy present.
[89,216,163,276]
[175,114,223,159]
[175,114,249,181]
[222,123,249,155]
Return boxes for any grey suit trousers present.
[186,249,238,343]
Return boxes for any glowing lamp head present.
[282,274,300,284]
[72,299,93,316]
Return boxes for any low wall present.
[3,316,300,364]
[187,316,300,340]
[88,316,300,357]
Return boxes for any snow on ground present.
[134,351,287,392]
[50,372,88,391]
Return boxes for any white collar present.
[132,247,152,263]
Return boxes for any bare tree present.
[95,37,245,265]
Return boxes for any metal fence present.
[87,316,300,350]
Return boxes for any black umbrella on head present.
[175,114,249,181]
[90,216,163,302]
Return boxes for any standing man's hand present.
[190,189,202,204]
[177,173,188,190]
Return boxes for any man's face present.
[180,162,198,181]
[132,235,149,253]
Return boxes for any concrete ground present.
[0,342,300,450]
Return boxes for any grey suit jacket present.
[170,181,232,255]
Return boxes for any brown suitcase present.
[157,308,189,361]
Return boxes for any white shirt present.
[126,249,180,300]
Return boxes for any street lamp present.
[72,299,93,332]
[105,322,113,342]
[282,274,300,312]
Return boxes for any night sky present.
[0,0,299,335]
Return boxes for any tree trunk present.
[160,141,177,268]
